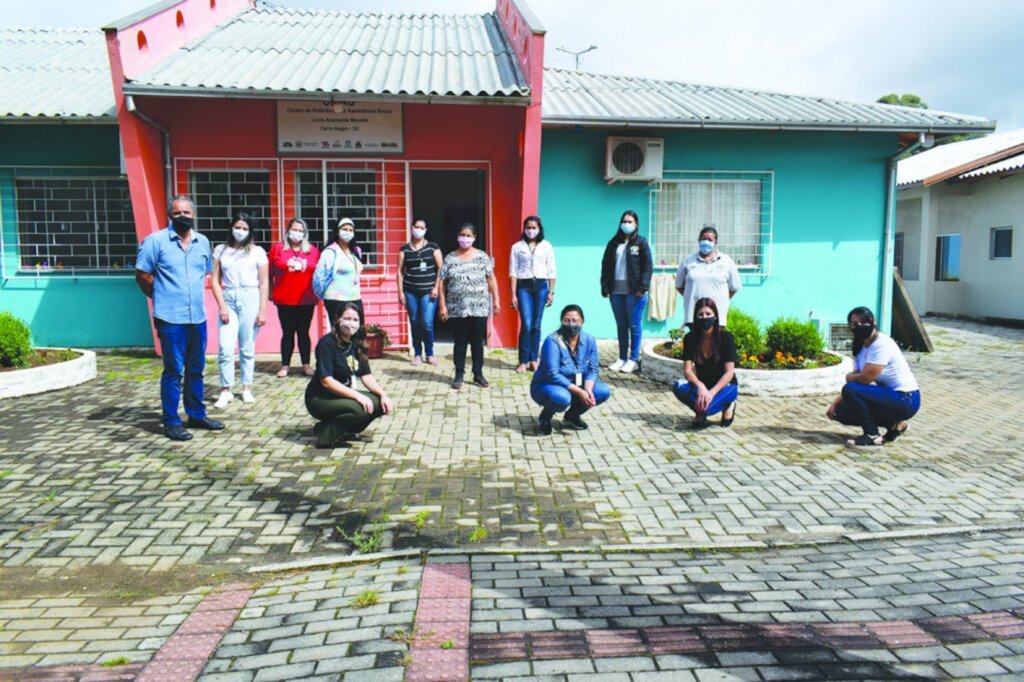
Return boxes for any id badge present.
[574,372,583,387]
[419,261,426,270]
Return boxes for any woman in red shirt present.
[269,218,320,377]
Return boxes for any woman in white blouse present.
[510,216,557,373]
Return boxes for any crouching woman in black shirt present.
[306,303,393,447]
[671,297,739,429]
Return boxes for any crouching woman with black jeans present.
[827,306,921,447]
[305,303,393,447]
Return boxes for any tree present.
[877,93,929,109]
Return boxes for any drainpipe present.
[880,132,930,332]
[125,95,172,204]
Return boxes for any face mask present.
[620,222,636,235]
[338,230,355,243]
[525,228,539,240]
[697,316,716,331]
[412,227,427,240]
[232,228,249,243]
[457,236,475,249]
[561,323,582,338]
[288,230,304,244]
[339,319,360,336]
[698,239,715,255]
[852,323,874,341]
[171,216,193,232]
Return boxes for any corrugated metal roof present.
[897,128,1024,186]
[0,27,116,120]
[124,6,530,102]
[958,151,1024,180]
[542,68,994,134]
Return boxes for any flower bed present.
[642,339,852,397]
[0,348,97,399]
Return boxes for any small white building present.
[896,129,1024,321]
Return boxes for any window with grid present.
[295,167,382,268]
[651,172,773,274]
[188,170,272,246]
[12,177,135,274]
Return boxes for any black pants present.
[451,316,487,379]
[306,389,383,447]
[277,304,316,365]
[323,299,364,327]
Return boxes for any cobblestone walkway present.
[0,318,1023,678]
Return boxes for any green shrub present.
[0,312,31,368]
[765,316,825,358]
[726,307,764,358]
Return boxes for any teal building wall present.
[536,127,899,342]
[0,125,153,347]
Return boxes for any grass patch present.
[468,527,488,543]
[440,639,454,649]
[351,589,379,608]
[101,657,130,667]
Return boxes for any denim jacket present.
[532,331,600,389]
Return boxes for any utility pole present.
[556,44,597,70]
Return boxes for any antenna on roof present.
[556,45,597,71]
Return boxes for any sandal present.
[884,421,908,443]
[846,434,883,447]
[276,367,289,378]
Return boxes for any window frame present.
[990,226,1013,260]
[649,170,774,276]
[0,166,135,279]
[935,233,962,282]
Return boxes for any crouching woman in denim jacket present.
[530,305,611,435]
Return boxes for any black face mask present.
[698,316,716,330]
[852,323,874,341]
[171,215,194,233]
[561,324,581,338]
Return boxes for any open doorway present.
[410,169,487,341]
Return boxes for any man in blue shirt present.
[136,195,225,441]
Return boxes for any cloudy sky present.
[11,0,1023,130]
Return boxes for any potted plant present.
[364,324,390,359]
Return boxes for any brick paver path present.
[1,317,1023,678]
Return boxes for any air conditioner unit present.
[605,137,664,182]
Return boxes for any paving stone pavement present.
[0,317,1023,678]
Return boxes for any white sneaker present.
[242,389,256,404]
[609,359,625,372]
[214,391,233,409]
[621,360,637,373]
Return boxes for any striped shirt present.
[400,242,440,294]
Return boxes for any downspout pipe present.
[125,95,172,204]
[880,133,929,333]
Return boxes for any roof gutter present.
[880,133,930,333]
[540,116,996,135]
[125,95,172,204]
[121,84,532,107]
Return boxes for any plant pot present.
[0,348,96,399]
[366,334,385,359]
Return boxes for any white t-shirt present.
[509,240,557,280]
[854,333,919,392]
[675,251,742,325]
[213,244,268,289]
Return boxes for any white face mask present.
[339,230,355,243]
[339,319,360,336]
[288,230,304,244]
[620,222,636,235]
[412,227,427,239]
[525,228,539,240]
[232,228,249,243]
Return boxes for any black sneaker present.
[187,416,225,430]
[451,376,464,390]
[563,412,588,430]
[164,424,193,441]
[473,376,489,388]
[537,419,553,436]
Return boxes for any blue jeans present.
[836,382,921,436]
[531,381,611,423]
[404,291,437,358]
[516,280,549,364]
[155,318,208,427]
[673,380,739,417]
[218,287,261,388]
[610,293,648,362]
